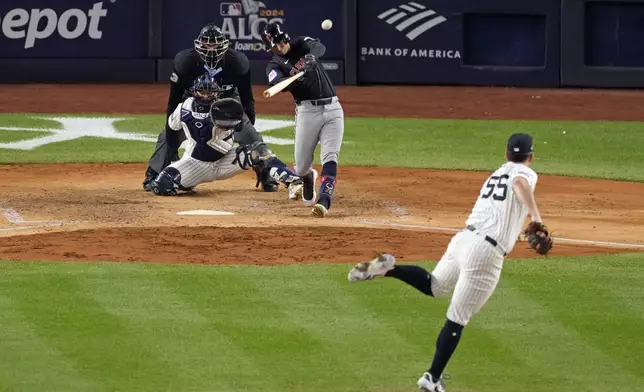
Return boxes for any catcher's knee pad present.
[150,167,182,196]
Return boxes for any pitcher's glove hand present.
[303,54,317,72]
[524,221,553,255]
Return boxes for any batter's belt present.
[295,96,338,106]
[466,225,507,256]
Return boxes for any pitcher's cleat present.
[348,253,396,282]
[417,372,446,392]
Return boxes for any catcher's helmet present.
[210,98,244,129]
[194,23,229,68]
[261,22,290,51]
[190,73,220,113]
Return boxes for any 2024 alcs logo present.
[219,0,285,52]
[0,2,109,49]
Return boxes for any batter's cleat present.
[417,373,446,392]
[142,167,158,192]
[302,169,319,207]
[348,253,396,282]
[311,203,328,218]
[288,179,303,200]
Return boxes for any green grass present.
[0,131,53,143]
[0,254,642,392]
[0,114,643,181]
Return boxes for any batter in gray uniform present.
[262,22,344,218]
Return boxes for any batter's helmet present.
[261,22,290,52]
[194,23,229,68]
[190,73,220,112]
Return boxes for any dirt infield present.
[0,85,643,265]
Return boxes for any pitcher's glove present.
[524,221,553,255]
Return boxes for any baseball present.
[321,19,333,30]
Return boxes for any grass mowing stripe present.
[247,264,429,390]
[0,130,53,143]
[476,285,602,391]
[1,258,643,392]
[0,292,96,392]
[504,257,644,381]
[3,268,183,391]
[76,266,240,392]
[155,265,397,392]
[152,266,284,392]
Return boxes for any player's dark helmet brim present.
[194,23,229,68]
[262,22,290,51]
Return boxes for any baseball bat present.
[263,71,305,98]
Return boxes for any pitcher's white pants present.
[430,230,505,326]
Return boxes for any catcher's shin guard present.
[150,167,193,196]
[254,166,279,192]
[143,166,158,192]
[234,141,302,192]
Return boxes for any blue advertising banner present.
[0,0,149,58]
[358,0,462,83]
[161,0,344,60]
[357,0,560,86]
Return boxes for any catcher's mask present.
[261,22,290,52]
[194,23,229,68]
[190,74,220,113]
[210,97,244,130]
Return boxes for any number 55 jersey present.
[465,161,538,254]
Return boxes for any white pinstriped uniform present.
[431,162,538,326]
[166,98,244,189]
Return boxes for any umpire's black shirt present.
[265,36,336,102]
[167,48,256,124]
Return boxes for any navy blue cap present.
[507,133,533,155]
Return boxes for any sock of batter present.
[428,319,464,381]
[385,265,434,296]
[318,161,338,209]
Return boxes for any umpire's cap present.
[507,133,533,155]
[211,98,244,129]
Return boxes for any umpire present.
[142,22,279,192]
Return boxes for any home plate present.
[177,210,235,216]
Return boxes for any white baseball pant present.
[430,230,505,326]
[168,149,244,189]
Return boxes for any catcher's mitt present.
[524,222,553,255]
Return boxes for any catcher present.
[143,22,279,193]
[149,74,303,199]
[347,133,552,392]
